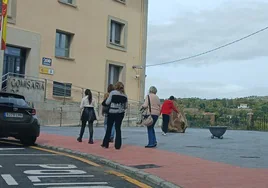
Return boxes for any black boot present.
[88,138,94,144]
[77,137,82,142]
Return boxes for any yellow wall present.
[3,0,148,101]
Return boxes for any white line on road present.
[34,182,108,186]
[0,148,25,150]
[24,169,86,175]
[46,187,113,188]
[0,154,57,156]
[1,174,18,185]
[16,164,77,169]
[28,175,94,182]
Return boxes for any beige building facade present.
[0,0,148,102]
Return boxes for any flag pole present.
[0,0,3,50]
[0,15,3,50]
[0,0,5,89]
[1,0,8,51]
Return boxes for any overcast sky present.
[145,0,268,99]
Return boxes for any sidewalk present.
[37,133,268,188]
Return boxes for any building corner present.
[140,0,148,103]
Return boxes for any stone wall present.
[34,100,139,127]
[6,76,45,102]
[4,76,140,127]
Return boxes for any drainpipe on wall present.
[139,0,149,103]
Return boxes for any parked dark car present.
[0,92,40,145]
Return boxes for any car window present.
[0,96,30,107]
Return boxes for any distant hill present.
[160,96,268,118]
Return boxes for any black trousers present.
[79,107,95,140]
[79,121,93,140]
[162,114,170,133]
[102,113,125,149]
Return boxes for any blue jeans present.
[146,115,159,146]
[104,115,115,139]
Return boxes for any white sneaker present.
[162,132,167,136]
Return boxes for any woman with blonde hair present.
[101,82,128,150]
[141,86,161,148]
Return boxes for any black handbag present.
[102,99,110,114]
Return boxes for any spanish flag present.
[1,0,8,50]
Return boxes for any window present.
[108,64,123,85]
[53,81,72,97]
[55,31,72,58]
[7,0,12,17]
[0,93,29,108]
[62,0,73,3]
[107,16,128,51]
[110,21,124,45]
[6,0,17,24]
[114,0,126,4]
[106,61,126,90]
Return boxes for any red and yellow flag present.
[1,0,8,50]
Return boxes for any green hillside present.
[160,96,268,130]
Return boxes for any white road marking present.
[15,164,77,169]
[0,148,24,150]
[0,165,2,168]
[28,175,94,182]
[46,186,114,188]
[1,174,18,185]
[34,182,108,186]
[0,154,57,156]
[16,164,77,169]
[24,169,87,175]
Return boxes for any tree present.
[199,103,206,110]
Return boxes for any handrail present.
[2,72,44,81]
[1,72,10,80]
[2,86,7,91]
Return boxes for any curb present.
[36,144,182,188]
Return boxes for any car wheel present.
[20,136,37,146]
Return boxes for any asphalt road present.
[0,139,152,188]
[42,126,268,168]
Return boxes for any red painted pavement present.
[37,133,268,188]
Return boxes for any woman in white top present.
[77,89,97,144]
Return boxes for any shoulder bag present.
[102,98,110,114]
[142,95,154,126]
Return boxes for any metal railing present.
[185,114,268,131]
[32,100,141,127]
[1,73,142,127]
